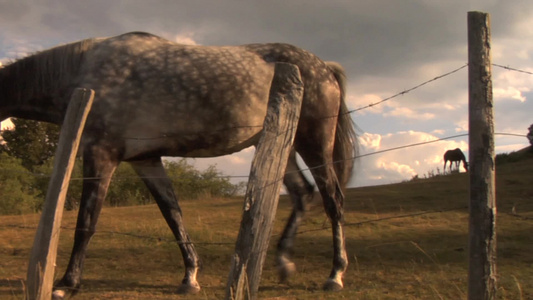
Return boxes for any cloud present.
[1,0,532,188]
[493,67,533,103]
[432,129,445,135]
[347,93,384,114]
[383,106,435,120]
[359,132,382,151]
[494,87,527,102]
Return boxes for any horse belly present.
[119,86,271,159]
[121,110,265,159]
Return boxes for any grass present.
[0,150,532,299]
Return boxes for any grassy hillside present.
[0,150,531,299]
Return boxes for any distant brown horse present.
[443,148,468,172]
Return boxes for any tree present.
[164,159,245,199]
[0,152,39,214]
[0,120,246,213]
[0,118,59,171]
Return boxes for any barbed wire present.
[0,132,526,183]
[279,205,468,237]
[506,212,533,220]
[0,204,473,298]
[0,205,470,247]
[0,63,469,140]
[1,61,531,298]
[344,64,468,115]
[0,62,529,201]
[0,223,234,246]
[1,62,531,142]
[1,38,531,299]
[493,63,533,75]
[1,61,526,166]
[2,61,528,156]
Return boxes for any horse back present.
[78,32,279,159]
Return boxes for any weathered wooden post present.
[26,88,94,300]
[225,63,303,300]
[467,11,497,300]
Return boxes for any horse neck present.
[0,72,66,124]
[0,85,68,124]
[0,38,96,124]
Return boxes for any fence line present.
[0,60,530,216]
[493,63,533,75]
[1,61,531,141]
[0,203,473,298]
[1,192,527,275]
[1,59,531,298]
[0,132,527,184]
[344,64,468,115]
[1,60,528,175]
[0,205,472,248]
[2,60,529,184]
[0,63,469,140]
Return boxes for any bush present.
[164,159,245,200]
[32,158,83,211]
[0,153,245,214]
[0,153,39,214]
[106,163,151,207]
[1,119,245,214]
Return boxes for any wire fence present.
[1,59,531,298]
[0,61,530,210]
[0,204,471,247]
[1,62,530,183]
[0,60,530,234]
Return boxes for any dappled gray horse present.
[0,32,357,297]
[443,148,468,172]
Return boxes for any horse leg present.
[296,139,348,291]
[129,158,201,294]
[277,149,314,282]
[304,155,347,291]
[53,146,119,299]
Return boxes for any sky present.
[1,0,532,188]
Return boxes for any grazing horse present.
[443,148,468,172]
[0,32,357,297]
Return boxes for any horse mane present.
[1,38,99,103]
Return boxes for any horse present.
[0,32,358,298]
[443,148,468,172]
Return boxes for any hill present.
[0,149,531,299]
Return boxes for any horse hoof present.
[323,279,343,291]
[278,261,296,283]
[177,282,201,294]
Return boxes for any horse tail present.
[326,62,358,189]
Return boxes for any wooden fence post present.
[467,11,497,300]
[225,63,303,300]
[26,88,94,300]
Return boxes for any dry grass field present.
[1,149,532,299]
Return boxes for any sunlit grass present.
[0,155,531,299]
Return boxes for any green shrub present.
[0,153,39,214]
